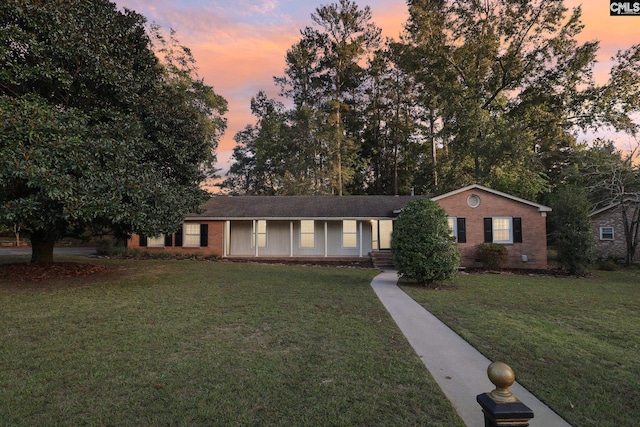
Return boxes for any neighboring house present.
[589,201,640,262]
[128,184,552,269]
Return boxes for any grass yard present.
[1,258,465,427]
[401,268,640,427]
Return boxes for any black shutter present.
[175,226,183,247]
[484,218,493,243]
[139,235,147,247]
[200,224,208,247]
[513,217,522,243]
[457,218,467,243]
[164,233,173,247]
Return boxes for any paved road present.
[0,247,97,257]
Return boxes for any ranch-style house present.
[128,184,552,269]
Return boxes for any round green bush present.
[391,199,460,284]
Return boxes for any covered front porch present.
[221,219,395,260]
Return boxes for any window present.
[252,220,267,247]
[378,220,393,250]
[300,220,315,248]
[467,194,481,208]
[493,217,512,243]
[140,233,172,247]
[342,220,357,248]
[447,217,457,237]
[600,227,614,240]
[183,223,201,247]
[448,217,466,243]
[484,217,522,244]
[147,235,165,247]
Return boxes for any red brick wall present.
[434,189,548,269]
[128,221,224,257]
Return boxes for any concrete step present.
[370,251,394,268]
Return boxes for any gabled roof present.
[431,184,552,212]
[590,202,620,217]
[188,195,429,220]
[590,198,640,217]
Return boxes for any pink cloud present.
[113,0,637,177]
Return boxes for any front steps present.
[370,251,394,269]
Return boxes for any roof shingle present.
[188,195,428,220]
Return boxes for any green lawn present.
[401,268,640,427]
[1,259,464,427]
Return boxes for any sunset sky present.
[112,0,640,174]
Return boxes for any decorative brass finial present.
[487,361,518,403]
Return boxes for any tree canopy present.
[0,0,227,263]
[223,0,381,195]
[223,0,639,203]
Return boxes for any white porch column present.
[324,221,328,257]
[253,220,258,257]
[224,221,230,257]
[359,221,363,257]
[290,221,294,257]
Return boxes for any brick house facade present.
[590,202,640,262]
[128,185,551,269]
[432,186,551,269]
[130,221,225,258]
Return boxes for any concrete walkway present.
[371,270,572,427]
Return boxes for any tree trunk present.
[474,130,483,181]
[14,225,20,247]
[30,229,56,264]
[429,107,438,189]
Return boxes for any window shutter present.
[484,218,493,243]
[175,226,183,247]
[457,218,467,243]
[139,235,147,247]
[200,224,208,247]
[513,218,522,243]
[164,233,173,247]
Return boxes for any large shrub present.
[391,199,460,284]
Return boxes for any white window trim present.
[448,217,458,238]
[183,223,201,248]
[300,220,315,248]
[599,226,615,241]
[493,216,513,244]
[342,220,358,248]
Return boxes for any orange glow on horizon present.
[113,1,639,184]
